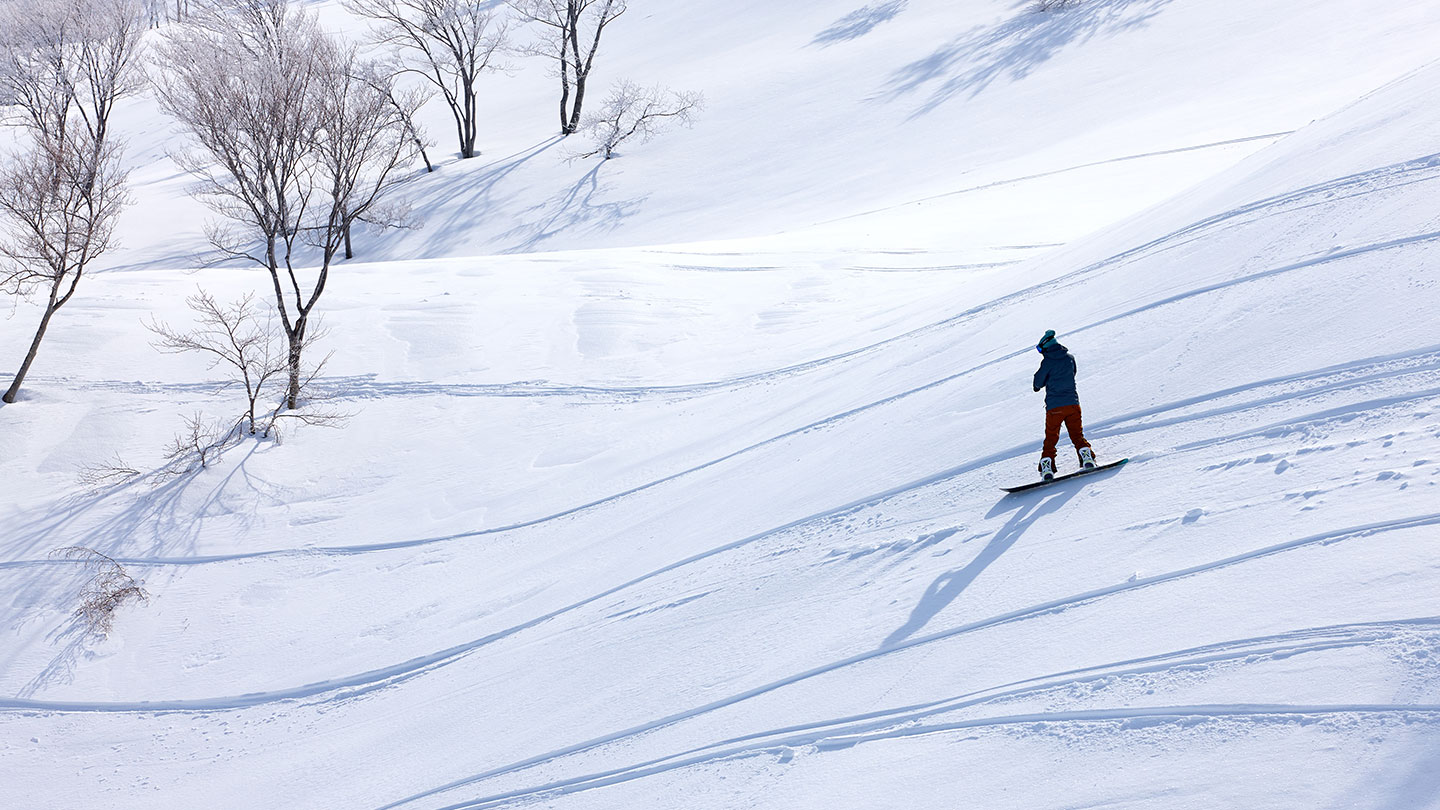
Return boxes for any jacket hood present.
[1041,341,1069,356]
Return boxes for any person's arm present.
[1033,360,1048,392]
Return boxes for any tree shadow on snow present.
[0,444,282,692]
[15,612,97,698]
[357,136,564,262]
[877,0,1175,117]
[3,440,280,565]
[811,1,909,47]
[499,162,649,254]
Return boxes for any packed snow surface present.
[4,1,1440,808]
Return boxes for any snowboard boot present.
[1038,457,1055,481]
[1078,447,1096,470]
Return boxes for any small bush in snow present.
[52,546,149,637]
[76,455,144,490]
[147,289,346,475]
[574,80,703,160]
[149,290,295,437]
[163,411,240,475]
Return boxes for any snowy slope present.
[101,0,1440,267]
[4,1,1440,809]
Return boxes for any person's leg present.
[1042,407,1065,463]
[1062,405,1093,464]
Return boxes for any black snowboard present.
[1001,458,1129,493]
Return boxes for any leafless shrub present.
[509,0,626,135]
[76,454,143,490]
[161,410,240,475]
[573,80,702,160]
[148,290,291,435]
[51,546,149,637]
[147,288,346,469]
[345,0,508,159]
[1033,0,1080,11]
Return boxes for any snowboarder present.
[1032,329,1096,481]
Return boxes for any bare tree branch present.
[572,79,701,160]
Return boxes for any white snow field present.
[4,0,1440,808]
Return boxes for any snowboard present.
[1001,458,1129,493]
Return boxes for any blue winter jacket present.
[1033,341,1080,410]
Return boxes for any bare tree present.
[0,0,146,145]
[509,0,626,136]
[573,80,700,160]
[344,0,508,159]
[51,546,149,637]
[0,0,143,403]
[1,135,130,403]
[312,48,421,263]
[153,0,419,409]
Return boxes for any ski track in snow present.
[5,256,1436,731]
[7,337,1438,572]
[32,150,1440,413]
[420,704,1440,810]
[5,511,1435,721]
[810,131,1298,229]
[365,521,1440,809]
[345,616,1438,808]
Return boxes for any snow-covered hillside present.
[104,0,1440,266]
[4,1,1440,808]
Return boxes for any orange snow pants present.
[1042,404,1091,462]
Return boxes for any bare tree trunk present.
[343,219,354,259]
[454,112,471,159]
[286,317,307,410]
[559,65,573,135]
[567,73,588,135]
[462,84,477,158]
[3,300,59,404]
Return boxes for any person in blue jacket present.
[1033,329,1096,480]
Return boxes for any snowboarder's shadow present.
[880,485,1080,648]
